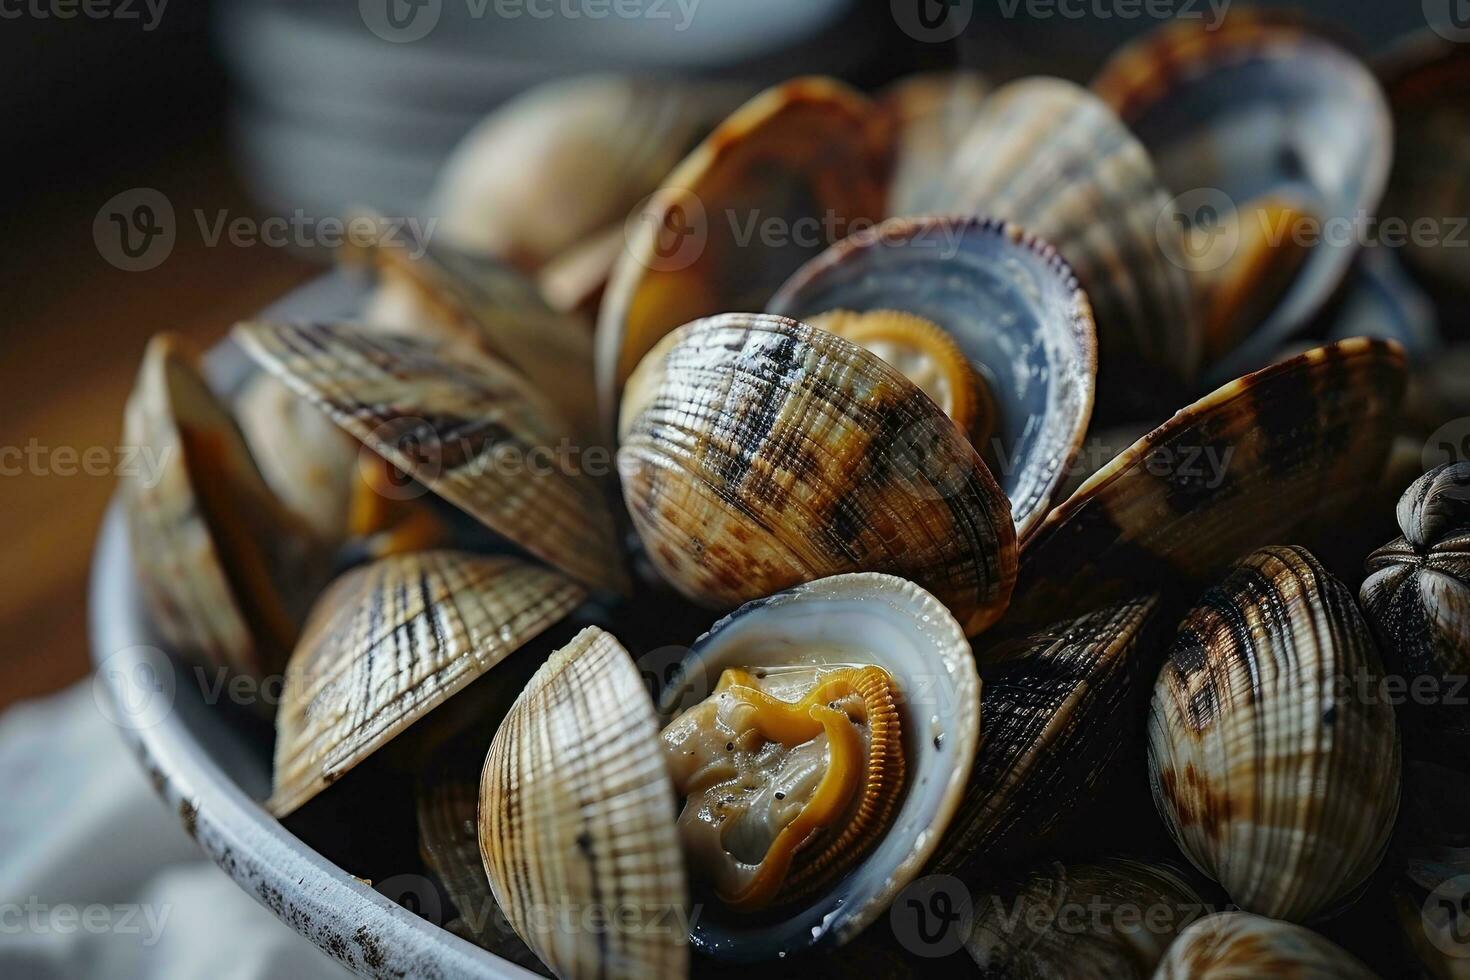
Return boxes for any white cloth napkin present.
[0,683,354,979]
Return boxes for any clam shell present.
[596,77,891,421]
[1361,463,1470,762]
[964,857,1207,979]
[907,76,1198,405]
[354,226,601,442]
[617,313,1017,635]
[1156,911,1376,979]
[1004,338,1406,630]
[430,75,736,270]
[269,551,586,817]
[234,321,629,593]
[1093,15,1392,382]
[1149,546,1401,922]
[1378,34,1470,304]
[479,626,688,980]
[767,215,1096,541]
[233,373,360,545]
[657,572,981,958]
[121,332,319,678]
[879,70,989,217]
[928,596,1157,878]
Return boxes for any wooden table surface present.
[1,135,315,711]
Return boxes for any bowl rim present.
[87,272,535,980]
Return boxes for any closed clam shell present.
[767,215,1096,541]
[233,373,360,545]
[479,626,688,980]
[928,596,1159,878]
[1148,546,1401,922]
[269,551,586,817]
[1004,338,1407,631]
[122,332,320,678]
[430,75,736,270]
[907,76,1198,407]
[617,313,1017,635]
[964,857,1207,980]
[1093,15,1392,382]
[1378,34,1470,303]
[1393,846,1470,978]
[656,572,981,958]
[1156,911,1376,979]
[879,70,989,217]
[596,77,891,421]
[354,223,601,442]
[1361,463,1470,761]
[234,321,629,594]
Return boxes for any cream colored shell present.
[1155,911,1375,979]
[479,626,688,980]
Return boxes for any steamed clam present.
[1361,462,1470,763]
[1149,546,1401,922]
[1156,911,1376,979]
[121,332,324,679]
[1093,13,1393,381]
[479,574,981,970]
[766,215,1096,540]
[964,857,1208,979]
[616,312,1017,634]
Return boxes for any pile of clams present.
[114,11,1470,979]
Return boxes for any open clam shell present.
[906,76,1198,408]
[234,321,629,594]
[353,223,601,442]
[928,596,1158,879]
[1004,338,1407,630]
[767,215,1096,541]
[1093,15,1393,382]
[1149,546,1401,923]
[596,77,891,421]
[1361,463,1470,762]
[479,626,689,980]
[269,550,585,817]
[121,332,321,679]
[1157,911,1375,979]
[430,75,737,271]
[963,857,1207,979]
[658,573,980,959]
[617,312,1017,635]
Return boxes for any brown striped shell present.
[268,551,586,817]
[879,70,989,217]
[1361,463,1470,763]
[1148,546,1401,922]
[354,224,601,442]
[616,313,1017,635]
[963,857,1207,979]
[430,75,737,272]
[233,321,629,594]
[903,76,1199,410]
[479,626,688,980]
[1003,338,1407,631]
[596,77,891,421]
[121,332,322,679]
[1155,911,1376,979]
[928,596,1158,878]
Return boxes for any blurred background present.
[0,0,1441,718]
